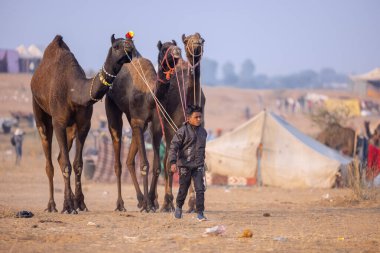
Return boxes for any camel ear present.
[182,34,187,43]
[172,40,177,46]
[111,34,116,44]
[157,40,163,50]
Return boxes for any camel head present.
[157,40,182,73]
[182,32,204,63]
[106,34,135,70]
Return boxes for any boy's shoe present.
[174,207,182,219]
[197,211,208,221]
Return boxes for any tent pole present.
[256,109,267,187]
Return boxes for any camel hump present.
[51,35,69,50]
[54,35,63,41]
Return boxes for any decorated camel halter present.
[90,31,134,102]
[158,46,178,81]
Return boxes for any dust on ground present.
[0,151,379,253]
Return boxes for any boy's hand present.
[171,164,177,173]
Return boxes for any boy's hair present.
[186,105,202,116]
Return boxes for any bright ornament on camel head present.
[126,31,134,39]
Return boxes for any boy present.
[168,105,208,221]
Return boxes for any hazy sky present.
[1,0,379,76]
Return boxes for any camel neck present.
[74,74,110,106]
[155,66,171,103]
[187,59,201,106]
[81,56,124,105]
[157,66,170,85]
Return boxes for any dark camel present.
[106,40,181,212]
[150,33,206,212]
[31,34,134,213]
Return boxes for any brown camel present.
[316,123,356,157]
[106,40,181,212]
[149,33,206,212]
[31,34,134,213]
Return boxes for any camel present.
[316,123,356,157]
[31,34,134,213]
[106,40,181,212]
[149,33,206,212]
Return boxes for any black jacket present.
[168,122,207,168]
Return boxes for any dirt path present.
[0,154,379,253]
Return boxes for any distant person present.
[2,120,12,134]
[207,129,215,141]
[216,128,223,137]
[11,128,24,166]
[244,106,251,120]
[169,105,208,221]
[364,121,380,186]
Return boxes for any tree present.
[201,58,218,85]
[239,59,255,87]
[222,61,238,85]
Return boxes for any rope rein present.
[173,57,187,120]
[125,53,179,133]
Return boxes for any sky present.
[1,0,379,76]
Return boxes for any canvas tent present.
[0,49,20,73]
[205,110,351,188]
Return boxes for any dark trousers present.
[176,166,205,212]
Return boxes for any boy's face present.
[187,112,202,126]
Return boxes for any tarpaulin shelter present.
[205,111,352,188]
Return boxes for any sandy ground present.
[1,134,380,253]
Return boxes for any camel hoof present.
[160,205,175,213]
[61,209,77,214]
[114,206,127,212]
[149,205,156,213]
[76,207,89,212]
[45,201,58,213]
[44,206,58,213]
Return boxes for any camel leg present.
[161,134,175,212]
[105,96,126,212]
[58,125,76,208]
[33,99,57,212]
[72,111,91,212]
[126,133,145,209]
[149,117,162,210]
[53,120,76,214]
[131,121,153,212]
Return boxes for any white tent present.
[205,110,351,188]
